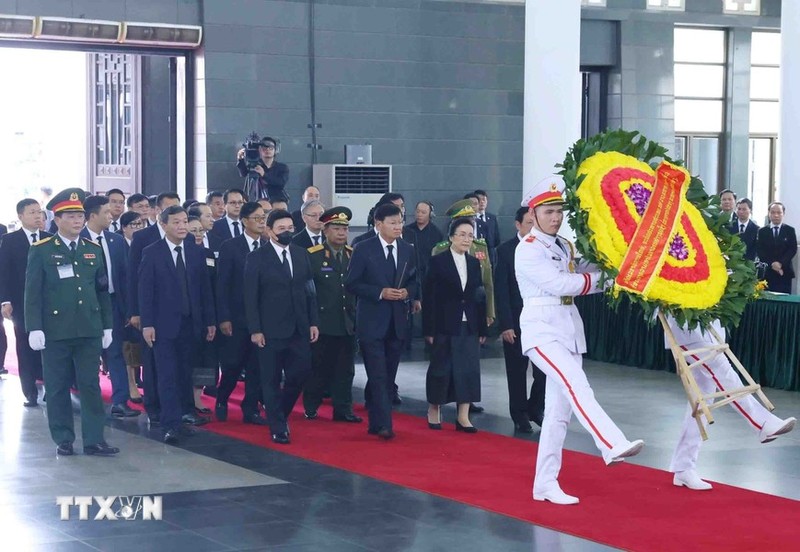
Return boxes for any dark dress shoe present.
[57,442,74,456]
[377,428,395,440]
[271,432,290,445]
[130,397,143,404]
[456,421,478,434]
[84,442,120,456]
[391,393,403,406]
[530,412,545,427]
[333,413,363,423]
[428,422,442,430]
[514,421,534,434]
[202,386,217,398]
[304,410,318,420]
[243,414,268,426]
[163,430,179,444]
[111,403,141,418]
[468,403,484,414]
[148,414,161,427]
[0,368,8,375]
[181,413,208,426]
[215,402,228,422]
[23,400,38,408]
[195,406,212,415]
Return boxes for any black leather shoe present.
[243,414,268,426]
[111,403,141,418]
[84,442,120,456]
[304,410,318,420]
[428,422,442,430]
[377,428,395,440]
[391,393,402,406]
[23,399,38,408]
[130,397,143,404]
[333,413,363,423]
[468,403,484,414]
[202,386,217,398]
[56,442,74,456]
[181,413,208,426]
[163,430,179,444]
[271,432,290,445]
[514,421,534,434]
[0,368,8,375]
[530,412,545,427]
[456,421,478,434]
[195,406,212,415]
[215,402,228,422]
[148,414,161,427]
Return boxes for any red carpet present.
[4,326,800,551]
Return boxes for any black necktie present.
[30,233,37,244]
[774,227,779,238]
[69,241,76,253]
[555,238,567,254]
[386,244,396,282]
[174,246,191,316]
[281,249,292,278]
[252,239,259,251]
[112,221,119,232]
[232,221,240,237]
[96,235,109,272]
[336,250,343,267]
[739,224,745,234]
[313,235,320,246]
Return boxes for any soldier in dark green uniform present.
[432,199,495,324]
[25,188,119,457]
[303,207,362,423]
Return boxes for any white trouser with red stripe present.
[528,344,631,493]
[669,344,782,473]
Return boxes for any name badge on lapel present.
[206,258,216,267]
[57,265,75,279]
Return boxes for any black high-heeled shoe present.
[455,420,478,433]
[428,421,442,430]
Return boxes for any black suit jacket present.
[0,228,52,326]
[243,243,319,339]
[0,223,6,238]
[216,235,264,330]
[206,232,224,254]
[292,229,324,249]
[291,209,305,233]
[351,229,378,247]
[730,219,760,261]
[209,217,239,243]
[422,250,486,337]
[345,236,417,340]
[495,236,523,333]
[480,213,501,249]
[757,224,797,278]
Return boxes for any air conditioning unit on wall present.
[313,164,392,227]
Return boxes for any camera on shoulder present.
[242,131,263,170]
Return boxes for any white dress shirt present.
[245,233,260,251]
[86,229,115,294]
[167,238,186,266]
[451,248,468,321]
[226,215,241,237]
[270,240,292,276]
[306,227,323,246]
[378,235,397,267]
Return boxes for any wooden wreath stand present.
[658,312,774,440]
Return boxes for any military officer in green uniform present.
[303,206,362,423]
[25,188,119,457]
[432,199,495,324]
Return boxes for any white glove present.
[29,330,46,351]
[102,329,113,349]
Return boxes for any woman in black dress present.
[423,217,487,432]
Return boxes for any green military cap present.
[320,206,353,226]
[47,188,86,214]
[445,199,476,218]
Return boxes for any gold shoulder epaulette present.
[82,237,101,246]
[344,245,353,251]
[307,244,324,253]
[32,236,53,246]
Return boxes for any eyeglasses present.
[261,145,275,150]
[453,232,474,240]
[304,212,323,219]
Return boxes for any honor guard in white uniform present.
[665,316,796,491]
[515,176,644,505]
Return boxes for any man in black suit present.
[0,199,50,405]
[474,189,501,266]
[128,191,182,425]
[719,189,737,225]
[291,186,321,232]
[244,209,319,444]
[756,201,798,294]
[188,202,223,254]
[730,198,759,261]
[345,203,417,439]
[209,188,245,243]
[105,189,126,233]
[463,193,489,243]
[352,193,406,248]
[291,199,326,249]
[0,222,6,374]
[139,206,216,444]
[495,207,546,432]
[215,202,267,425]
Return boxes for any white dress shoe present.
[533,486,580,505]
[759,417,796,444]
[605,439,645,465]
[673,469,712,491]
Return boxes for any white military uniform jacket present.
[515,228,605,356]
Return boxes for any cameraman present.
[236,136,289,201]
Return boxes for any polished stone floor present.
[1,328,798,551]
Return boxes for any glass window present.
[748,138,773,221]
[674,28,726,63]
[751,31,780,65]
[675,99,723,133]
[688,137,720,195]
[749,101,779,135]
[750,66,780,101]
[674,65,725,98]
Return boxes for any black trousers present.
[304,334,356,415]
[502,332,546,423]
[218,326,262,417]
[0,319,6,368]
[765,271,793,294]
[256,331,312,435]
[152,317,195,431]
[140,333,160,417]
[14,322,42,402]
[360,322,404,431]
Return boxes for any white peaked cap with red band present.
[522,175,566,209]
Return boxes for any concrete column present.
[779,0,800,223]
[522,0,582,197]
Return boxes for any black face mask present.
[275,230,293,246]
